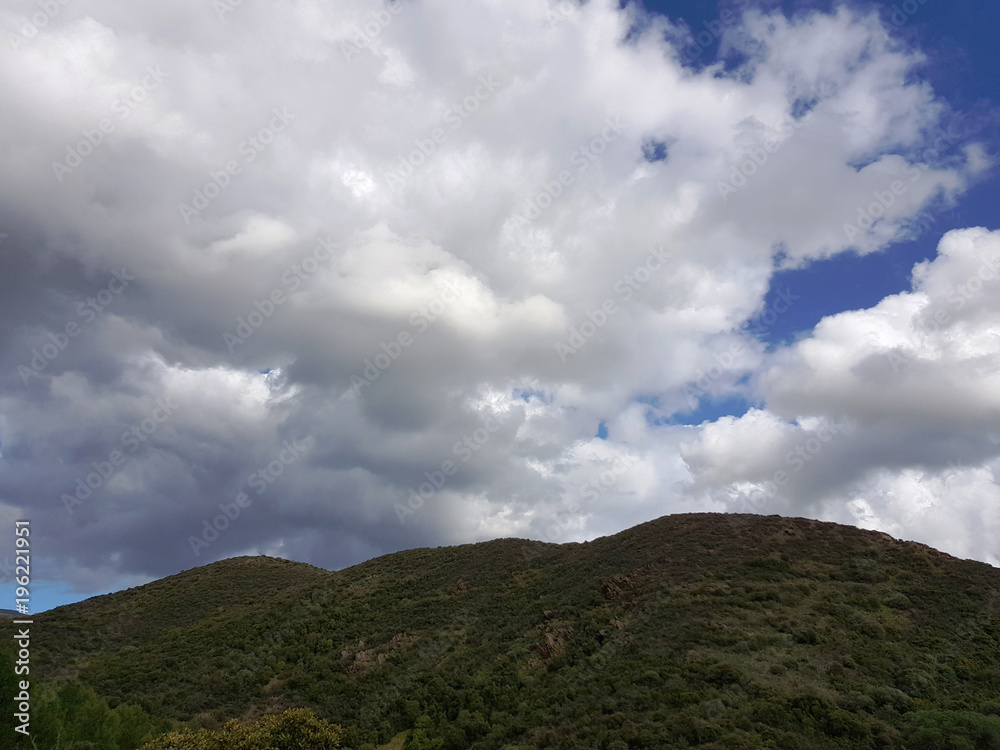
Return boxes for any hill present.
[22,514,1000,748]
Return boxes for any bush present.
[140,709,341,750]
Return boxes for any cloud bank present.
[0,0,996,598]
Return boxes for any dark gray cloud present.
[0,1,997,607]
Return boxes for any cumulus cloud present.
[682,227,1000,564]
[0,0,996,600]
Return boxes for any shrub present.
[140,708,341,750]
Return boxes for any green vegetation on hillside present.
[14,513,1000,749]
[141,708,341,749]
[0,643,172,749]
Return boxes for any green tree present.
[404,715,443,750]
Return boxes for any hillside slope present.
[33,513,1000,749]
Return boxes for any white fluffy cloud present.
[682,227,1000,564]
[0,0,995,597]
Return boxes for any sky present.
[0,0,998,613]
